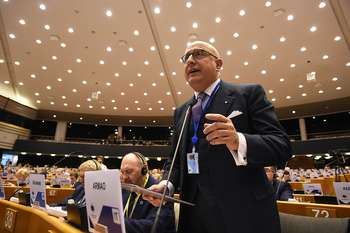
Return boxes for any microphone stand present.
[150,106,192,233]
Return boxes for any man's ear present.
[215,59,223,70]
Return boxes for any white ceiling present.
[0,0,349,119]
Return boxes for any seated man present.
[120,152,175,233]
[265,166,293,201]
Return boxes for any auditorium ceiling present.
[0,0,349,122]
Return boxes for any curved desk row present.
[0,200,82,233]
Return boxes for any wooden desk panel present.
[4,186,74,204]
[0,200,82,233]
[277,201,350,218]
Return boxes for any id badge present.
[187,147,199,174]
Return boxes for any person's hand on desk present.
[204,113,239,151]
[142,182,166,207]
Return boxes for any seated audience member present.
[59,160,101,207]
[15,168,30,186]
[120,152,175,233]
[283,170,291,183]
[96,155,108,170]
[70,170,79,186]
[265,166,293,201]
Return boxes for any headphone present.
[132,152,148,176]
[92,159,102,171]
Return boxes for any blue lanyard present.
[191,81,221,147]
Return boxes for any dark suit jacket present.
[163,81,292,233]
[122,175,176,233]
[272,179,293,201]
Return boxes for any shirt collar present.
[194,78,221,99]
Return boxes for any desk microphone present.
[151,104,193,233]
[52,151,82,167]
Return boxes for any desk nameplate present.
[305,206,337,218]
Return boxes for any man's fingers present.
[208,136,234,145]
[203,122,234,135]
[206,130,233,141]
[205,113,229,122]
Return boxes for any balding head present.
[185,41,221,58]
[120,153,146,186]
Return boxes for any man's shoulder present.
[222,81,263,93]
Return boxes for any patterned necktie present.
[192,92,206,125]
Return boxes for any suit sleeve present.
[243,84,292,166]
[278,182,293,201]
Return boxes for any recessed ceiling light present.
[157,100,162,104]
[177,91,182,95]
[318,90,324,94]
[298,84,303,88]
[148,107,153,111]
[99,60,105,65]
[79,117,83,120]
[125,107,129,110]
[192,22,199,29]
[172,107,176,110]
[186,1,192,8]
[0,59,4,63]
[105,9,112,17]
[160,107,164,111]
[67,69,72,73]
[239,9,246,16]
[113,106,117,110]
[150,46,156,51]
[319,1,326,8]
[72,88,77,92]
[62,96,66,99]
[302,93,307,97]
[128,83,133,87]
[76,58,82,63]
[68,27,74,33]
[154,6,160,14]
[322,54,329,60]
[300,47,307,52]
[60,43,66,48]
[101,106,105,109]
[64,103,68,106]
[19,19,26,25]
[170,26,176,32]
[261,70,267,75]
[280,78,285,82]
[34,92,39,96]
[53,114,56,118]
[42,66,47,70]
[121,92,125,95]
[287,14,294,21]
[226,50,232,56]
[265,1,272,7]
[14,61,20,66]
[292,110,296,114]
[36,100,41,103]
[279,36,286,42]
[334,36,341,41]
[44,24,50,30]
[164,44,170,50]
[233,32,239,38]
[57,78,62,82]
[271,98,276,102]
[346,62,350,67]
[268,90,274,94]
[310,26,317,32]
[76,104,80,108]
[133,30,140,36]
[106,46,112,52]
[215,17,221,23]
[243,61,249,66]
[235,75,240,79]
[144,60,149,65]
[39,3,46,10]
[270,54,277,60]
[106,82,111,86]
[160,72,165,76]
[4,80,10,84]
[144,92,148,96]
[50,101,55,105]
[82,80,87,84]
[166,91,171,96]
[30,74,36,78]
[336,86,342,90]
[151,82,157,87]
[290,64,296,68]
[286,96,291,99]
[18,82,23,86]
[122,61,127,66]
[51,55,57,60]
[114,73,119,77]
[332,77,338,81]
[128,47,134,52]
[172,71,177,76]
[89,105,93,109]
[137,73,142,77]
[251,44,258,50]
[86,98,92,102]
[134,100,139,104]
[9,33,16,39]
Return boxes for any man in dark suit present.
[265,166,293,201]
[120,152,176,233]
[145,41,292,233]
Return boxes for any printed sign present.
[0,179,5,199]
[85,169,125,233]
[29,174,46,208]
[333,182,350,205]
[303,183,323,195]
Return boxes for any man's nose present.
[186,54,196,64]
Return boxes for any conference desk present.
[277,201,350,218]
[3,186,74,205]
[0,199,82,233]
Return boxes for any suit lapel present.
[206,81,237,117]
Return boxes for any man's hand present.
[142,183,166,207]
[203,113,239,151]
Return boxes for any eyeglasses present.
[180,49,218,64]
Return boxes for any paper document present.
[121,183,195,206]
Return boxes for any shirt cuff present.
[159,180,174,196]
[230,132,247,166]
